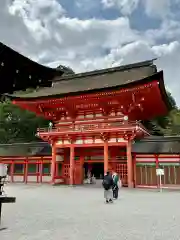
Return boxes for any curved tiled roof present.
[132,136,180,154]
[7,59,158,99]
[1,136,180,157]
[0,142,51,157]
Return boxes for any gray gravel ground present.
[1,184,180,240]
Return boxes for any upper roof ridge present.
[52,59,157,83]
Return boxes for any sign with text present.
[156,168,164,176]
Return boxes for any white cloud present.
[142,0,171,19]
[145,20,180,44]
[9,0,65,42]
[152,41,180,98]
[0,1,33,49]
[75,0,99,11]
[143,0,180,19]
[101,0,180,19]
[101,0,139,15]
[0,0,180,105]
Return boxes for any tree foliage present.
[0,100,49,144]
[142,91,179,136]
[162,109,180,135]
[56,65,75,76]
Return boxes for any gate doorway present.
[91,163,104,179]
[83,163,104,179]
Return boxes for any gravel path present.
[1,184,180,240]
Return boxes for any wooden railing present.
[37,121,148,134]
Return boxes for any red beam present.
[55,142,126,147]
[13,80,168,121]
[13,81,157,105]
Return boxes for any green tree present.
[142,91,178,136]
[162,109,180,135]
[56,65,74,76]
[0,100,49,143]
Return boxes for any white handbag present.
[118,179,122,188]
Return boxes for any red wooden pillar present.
[51,144,56,185]
[133,154,137,188]
[39,158,43,183]
[10,161,14,183]
[69,145,75,185]
[36,160,40,183]
[104,141,109,174]
[155,154,159,187]
[155,154,159,168]
[24,158,28,184]
[55,162,58,177]
[127,141,133,188]
[80,154,84,184]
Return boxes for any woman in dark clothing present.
[102,172,114,203]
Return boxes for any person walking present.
[87,170,92,184]
[48,122,53,131]
[102,171,114,203]
[112,172,120,199]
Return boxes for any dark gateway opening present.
[84,163,104,180]
[91,163,104,179]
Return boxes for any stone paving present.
[1,184,180,240]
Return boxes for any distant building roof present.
[1,136,180,157]
[0,42,64,95]
[0,142,51,157]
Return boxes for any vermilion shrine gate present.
[8,60,171,187]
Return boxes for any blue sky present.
[59,0,161,30]
[1,0,180,104]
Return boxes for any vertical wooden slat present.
[127,141,133,188]
[69,145,75,185]
[104,141,108,174]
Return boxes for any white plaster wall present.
[27,176,38,182]
[42,176,51,182]
[13,176,24,182]
[136,157,155,162]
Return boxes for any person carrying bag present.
[102,171,114,203]
[112,172,120,199]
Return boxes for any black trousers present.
[113,185,119,199]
